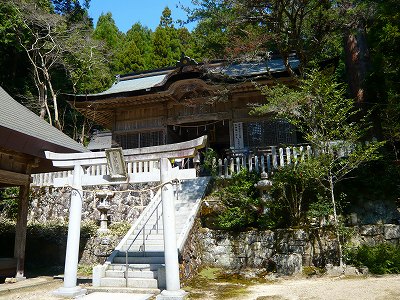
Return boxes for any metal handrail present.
[123,189,163,287]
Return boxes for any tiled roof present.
[88,74,168,96]
[0,87,87,156]
[214,57,300,77]
[82,57,300,98]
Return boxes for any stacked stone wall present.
[28,183,156,223]
[181,224,400,276]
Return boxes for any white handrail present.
[105,188,162,264]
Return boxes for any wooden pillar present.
[14,183,30,280]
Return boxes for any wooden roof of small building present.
[0,87,87,175]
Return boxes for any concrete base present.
[92,265,106,287]
[53,286,87,298]
[5,276,26,283]
[156,289,188,300]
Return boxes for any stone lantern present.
[96,189,114,233]
[255,172,273,214]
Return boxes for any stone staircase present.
[93,177,210,290]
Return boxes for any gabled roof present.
[0,87,87,161]
[72,56,300,100]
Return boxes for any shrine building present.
[69,54,300,154]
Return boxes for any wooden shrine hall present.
[70,54,300,155]
[0,87,86,280]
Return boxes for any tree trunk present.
[329,174,343,267]
[48,81,61,130]
[343,26,370,104]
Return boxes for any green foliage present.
[215,169,261,230]
[81,219,98,237]
[202,147,218,176]
[187,0,341,68]
[0,187,20,220]
[253,69,384,187]
[77,263,94,276]
[345,243,400,274]
[271,159,326,226]
[306,194,332,220]
[0,217,16,235]
[108,221,131,237]
[366,0,400,159]
[93,12,122,51]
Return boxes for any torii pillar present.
[53,164,87,297]
[46,136,206,298]
[156,158,187,299]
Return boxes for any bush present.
[0,187,20,220]
[345,243,400,274]
[271,160,326,227]
[214,169,261,230]
[108,221,131,237]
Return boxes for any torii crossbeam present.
[46,136,207,299]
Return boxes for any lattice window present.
[116,131,165,149]
[243,120,296,148]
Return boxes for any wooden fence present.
[216,145,312,177]
[31,160,161,187]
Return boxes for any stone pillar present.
[156,158,187,300]
[13,183,30,280]
[54,165,87,297]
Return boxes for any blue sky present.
[88,0,197,32]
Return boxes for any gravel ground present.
[0,278,65,300]
[243,275,400,300]
[1,275,400,299]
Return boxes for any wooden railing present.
[31,160,161,187]
[216,145,312,177]
[31,158,195,187]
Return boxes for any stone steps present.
[95,177,210,290]
[100,277,158,289]
[116,250,164,257]
[107,264,164,272]
[105,270,158,279]
[113,256,165,265]
[86,286,160,296]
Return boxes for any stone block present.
[384,224,400,240]
[344,266,359,276]
[359,225,383,236]
[288,245,304,254]
[293,229,308,240]
[272,253,302,275]
[276,242,288,254]
[215,254,232,268]
[213,245,230,255]
[157,266,166,289]
[92,264,106,287]
[325,264,344,276]
[361,235,386,247]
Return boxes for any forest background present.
[0,0,398,154]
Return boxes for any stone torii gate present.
[45,136,207,299]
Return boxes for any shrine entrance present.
[167,120,230,154]
[46,136,207,299]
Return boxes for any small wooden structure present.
[0,87,86,280]
[70,54,300,154]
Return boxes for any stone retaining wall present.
[181,224,400,276]
[27,183,156,223]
